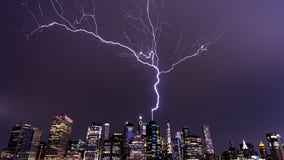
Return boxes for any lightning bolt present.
[24,0,222,120]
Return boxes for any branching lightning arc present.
[24,0,222,120]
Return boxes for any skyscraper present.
[173,132,182,160]
[146,121,161,160]
[202,125,214,155]
[123,122,135,159]
[259,140,267,159]
[45,114,73,160]
[266,132,284,160]
[124,122,135,146]
[129,133,146,160]
[102,133,123,160]
[101,139,111,160]
[28,128,43,159]
[112,133,124,159]
[69,139,87,160]
[239,140,258,159]
[7,123,32,159]
[137,116,144,135]
[104,123,110,140]
[181,126,190,143]
[84,122,103,160]
[183,135,203,160]
[3,123,41,160]
[165,116,173,159]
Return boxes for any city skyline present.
[1,114,284,159]
[0,113,282,156]
[1,0,284,156]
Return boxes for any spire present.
[259,140,265,147]
[137,115,144,135]
[242,139,248,150]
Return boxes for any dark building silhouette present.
[182,126,190,142]
[146,121,161,160]
[27,128,43,159]
[259,140,268,159]
[239,140,258,159]
[221,140,238,160]
[266,132,284,160]
[0,123,42,160]
[123,122,135,159]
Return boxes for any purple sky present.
[1,0,284,154]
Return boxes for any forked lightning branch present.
[24,0,221,120]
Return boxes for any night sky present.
[1,0,284,154]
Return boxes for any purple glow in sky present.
[1,0,284,153]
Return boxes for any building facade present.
[1,123,42,160]
[129,133,146,160]
[183,135,204,160]
[44,114,73,160]
[84,122,103,160]
[202,125,214,156]
[266,132,284,160]
[146,121,161,160]
[165,116,173,160]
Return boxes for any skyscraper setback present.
[44,114,73,160]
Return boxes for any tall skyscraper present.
[3,123,41,160]
[84,122,103,160]
[146,121,161,160]
[183,135,203,160]
[259,140,267,159]
[266,132,284,160]
[165,116,173,159]
[137,116,144,135]
[124,122,135,146]
[202,125,214,155]
[137,115,147,137]
[181,126,190,143]
[104,123,110,140]
[28,128,43,159]
[173,131,182,160]
[7,123,32,159]
[123,122,135,159]
[45,114,73,160]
